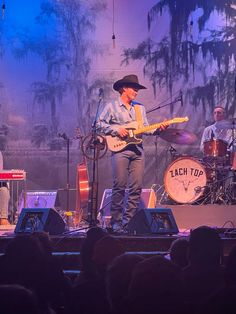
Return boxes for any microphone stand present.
[81,90,107,227]
[146,93,182,114]
[147,92,183,207]
[58,132,73,227]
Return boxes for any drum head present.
[164,157,207,204]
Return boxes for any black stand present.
[148,92,183,201]
[146,91,182,114]
[58,132,73,225]
[80,91,107,227]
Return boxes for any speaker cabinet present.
[14,208,66,235]
[18,191,58,214]
[127,208,179,235]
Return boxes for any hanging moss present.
[122,0,236,114]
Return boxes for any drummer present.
[200,106,232,152]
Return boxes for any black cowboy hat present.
[113,74,147,91]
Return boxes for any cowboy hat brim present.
[113,79,146,91]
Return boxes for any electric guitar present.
[106,117,189,152]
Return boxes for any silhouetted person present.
[106,253,144,314]
[125,255,185,314]
[0,284,41,314]
[224,243,236,286]
[0,234,62,313]
[32,231,72,313]
[68,235,124,314]
[197,245,236,313]
[182,226,224,310]
[75,226,108,284]
[169,237,189,268]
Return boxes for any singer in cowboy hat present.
[96,74,168,233]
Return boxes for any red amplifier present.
[0,169,26,181]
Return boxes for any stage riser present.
[169,205,236,230]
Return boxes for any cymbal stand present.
[210,159,220,204]
[207,160,234,204]
[146,91,183,206]
[229,120,236,203]
[231,122,236,203]
[231,170,236,203]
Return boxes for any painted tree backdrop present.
[0,0,235,210]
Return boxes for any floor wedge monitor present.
[15,208,66,235]
[127,208,179,235]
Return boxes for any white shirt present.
[200,121,233,152]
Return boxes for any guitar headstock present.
[172,116,189,123]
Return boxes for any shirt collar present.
[118,98,135,108]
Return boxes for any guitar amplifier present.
[18,190,58,214]
[98,188,156,227]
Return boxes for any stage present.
[0,204,236,273]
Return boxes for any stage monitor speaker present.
[127,208,179,235]
[14,208,66,235]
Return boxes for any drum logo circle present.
[164,158,207,204]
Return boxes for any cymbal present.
[159,128,197,145]
[215,119,236,130]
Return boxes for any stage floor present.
[0,204,236,271]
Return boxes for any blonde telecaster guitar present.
[106,117,189,152]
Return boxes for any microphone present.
[179,91,183,107]
[2,2,5,19]
[99,88,104,98]
[194,186,202,194]
[211,129,215,140]
[58,132,68,140]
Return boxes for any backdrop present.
[0,0,235,211]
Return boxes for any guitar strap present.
[134,104,144,129]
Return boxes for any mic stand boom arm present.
[146,94,182,114]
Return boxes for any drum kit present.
[158,119,236,205]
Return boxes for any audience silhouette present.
[182,226,224,311]
[106,253,144,314]
[0,225,235,314]
[0,284,41,314]
[169,237,189,268]
[67,229,124,314]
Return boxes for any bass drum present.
[164,157,207,204]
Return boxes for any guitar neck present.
[133,119,172,135]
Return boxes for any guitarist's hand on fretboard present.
[154,120,170,135]
[159,120,170,131]
[118,127,129,138]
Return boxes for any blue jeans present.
[110,146,144,228]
